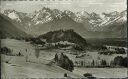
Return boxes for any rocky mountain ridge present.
[1,8,127,38]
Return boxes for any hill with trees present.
[38,29,87,50]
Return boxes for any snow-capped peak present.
[7,11,21,22]
[31,8,53,25]
[3,9,22,22]
[76,11,90,18]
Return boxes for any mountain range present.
[1,7,127,38]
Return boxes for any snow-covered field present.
[1,39,128,78]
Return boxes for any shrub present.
[64,73,68,77]
[122,57,128,67]
[115,48,126,54]
[101,60,107,67]
[113,56,124,67]
[0,47,11,55]
[110,56,128,67]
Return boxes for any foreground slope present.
[1,39,83,78]
[1,56,82,78]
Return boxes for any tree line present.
[74,56,128,68]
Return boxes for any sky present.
[0,0,127,14]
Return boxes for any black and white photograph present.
[0,0,127,78]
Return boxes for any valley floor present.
[1,39,128,78]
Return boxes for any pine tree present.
[54,53,58,62]
[101,60,107,67]
[91,60,95,67]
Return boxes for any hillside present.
[2,61,82,78]
[0,14,30,39]
[38,29,87,48]
[102,22,127,38]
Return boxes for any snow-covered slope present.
[31,8,53,25]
